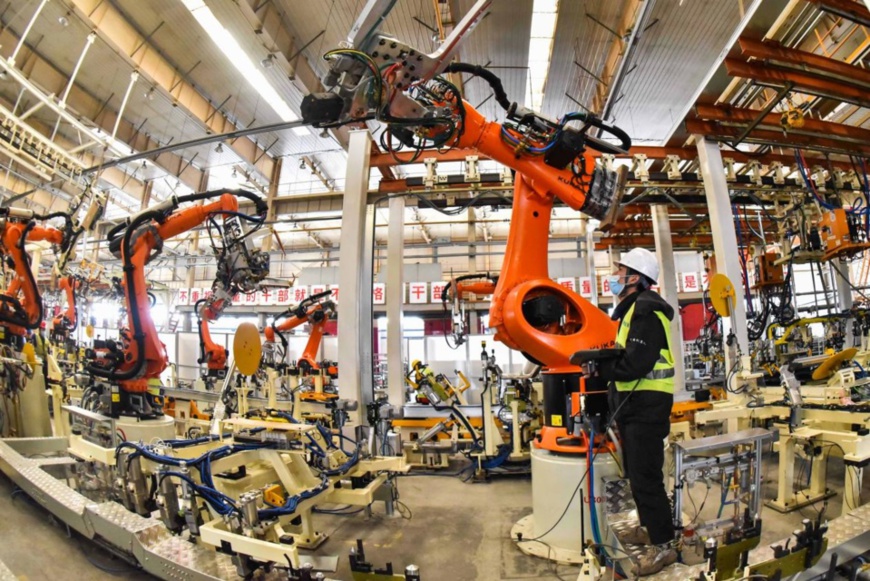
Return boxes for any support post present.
[695,136,750,363]
[652,204,685,395]
[260,158,282,253]
[386,196,405,407]
[468,207,480,273]
[338,130,375,426]
[832,258,854,346]
[584,219,599,307]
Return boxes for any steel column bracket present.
[631,154,649,182]
[842,170,859,190]
[464,155,480,183]
[501,166,513,186]
[812,166,827,192]
[423,158,448,189]
[747,160,763,185]
[724,157,737,181]
[769,161,787,185]
[600,154,616,172]
[663,154,682,180]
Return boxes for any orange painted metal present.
[819,208,870,260]
[737,37,870,88]
[695,103,870,144]
[265,297,334,372]
[485,175,616,371]
[52,276,79,331]
[198,299,228,372]
[685,119,870,155]
[118,194,240,394]
[1,223,64,336]
[724,57,870,108]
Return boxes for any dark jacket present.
[600,289,674,382]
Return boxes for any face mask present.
[608,275,625,297]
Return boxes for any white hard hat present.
[617,248,659,283]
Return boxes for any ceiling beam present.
[724,57,870,108]
[685,119,870,156]
[0,26,204,193]
[805,0,870,27]
[738,37,870,87]
[68,0,278,180]
[695,103,870,144]
[590,0,643,115]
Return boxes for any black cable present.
[444,62,512,111]
[515,380,640,545]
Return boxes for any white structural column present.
[584,219,599,306]
[386,196,406,406]
[832,259,854,347]
[338,130,376,425]
[695,136,750,358]
[651,204,685,395]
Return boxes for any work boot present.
[615,525,652,546]
[630,544,678,577]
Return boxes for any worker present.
[599,248,677,576]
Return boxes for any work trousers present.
[615,389,675,545]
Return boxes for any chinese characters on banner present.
[431,281,448,303]
[292,286,309,304]
[257,288,273,306]
[276,288,292,306]
[408,282,428,304]
[174,271,714,311]
[372,283,386,305]
[681,272,700,293]
[556,277,576,292]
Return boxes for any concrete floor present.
[0,449,868,581]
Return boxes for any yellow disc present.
[709,274,736,318]
[21,342,36,365]
[233,322,262,376]
[86,324,94,338]
[812,347,858,381]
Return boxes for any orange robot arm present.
[196,298,228,372]
[0,220,66,333]
[52,275,79,331]
[452,105,623,370]
[88,191,267,395]
[267,291,335,371]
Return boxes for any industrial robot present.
[262,290,341,423]
[83,189,269,420]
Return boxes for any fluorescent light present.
[525,0,559,110]
[181,0,308,136]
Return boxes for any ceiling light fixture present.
[525,0,559,111]
[260,54,275,69]
[144,87,156,101]
[180,0,308,135]
[58,13,70,27]
[215,143,224,153]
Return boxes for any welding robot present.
[84,190,269,431]
[300,0,633,563]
